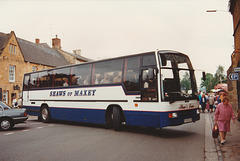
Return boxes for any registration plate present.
[184,118,192,123]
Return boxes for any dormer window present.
[9,44,16,54]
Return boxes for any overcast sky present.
[0,0,234,84]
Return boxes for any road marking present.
[22,130,29,132]
[4,132,14,136]
[36,127,43,129]
[49,124,54,127]
[31,123,41,125]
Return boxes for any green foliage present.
[180,72,191,93]
[200,65,226,93]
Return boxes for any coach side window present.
[92,59,123,85]
[53,67,71,87]
[23,75,30,90]
[38,71,52,88]
[71,64,92,86]
[123,56,140,92]
[29,73,39,88]
[142,54,156,67]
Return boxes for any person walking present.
[208,94,215,112]
[200,94,207,113]
[12,96,18,108]
[215,96,235,145]
[198,92,202,104]
[18,96,23,108]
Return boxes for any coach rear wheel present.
[113,107,122,131]
[41,107,51,123]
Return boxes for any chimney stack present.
[52,35,61,50]
[35,38,40,44]
[73,49,81,56]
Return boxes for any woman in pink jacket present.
[215,96,235,145]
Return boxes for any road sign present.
[228,73,239,81]
[234,67,240,72]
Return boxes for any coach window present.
[53,67,71,87]
[123,56,140,92]
[29,73,39,88]
[23,75,30,90]
[71,64,92,86]
[92,59,123,85]
[38,71,52,88]
[142,54,156,67]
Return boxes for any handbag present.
[212,124,219,138]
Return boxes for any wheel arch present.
[105,104,126,123]
[40,103,49,110]
[0,116,14,123]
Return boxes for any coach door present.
[141,68,158,101]
[140,54,158,102]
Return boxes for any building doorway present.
[11,93,16,106]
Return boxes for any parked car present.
[0,101,28,131]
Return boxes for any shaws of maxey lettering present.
[50,90,96,97]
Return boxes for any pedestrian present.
[208,94,215,112]
[219,92,224,103]
[215,96,235,145]
[198,92,202,104]
[12,96,18,108]
[200,94,207,113]
[18,97,23,108]
[217,93,222,104]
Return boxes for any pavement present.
[205,112,240,161]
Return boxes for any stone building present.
[0,31,90,106]
[227,0,240,112]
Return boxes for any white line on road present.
[36,127,43,129]
[31,123,41,125]
[49,124,54,127]
[4,132,14,136]
[22,130,29,132]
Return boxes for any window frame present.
[123,56,141,93]
[9,65,15,82]
[92,59,123,85]
[9,44,16,54]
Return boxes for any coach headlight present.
[169,112,178,118]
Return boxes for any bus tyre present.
[113,107,122,131]
[0,118,13,131]
[41,107,50,123]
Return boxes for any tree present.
[201,73,214,93]
[180,72,191,93]
[200,65,227,93]
[214,65,226,84]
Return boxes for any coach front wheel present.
[113,107,122,131]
